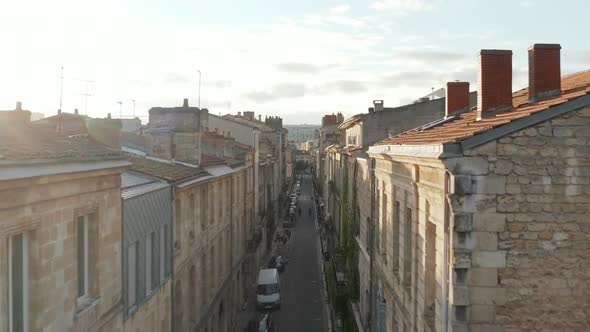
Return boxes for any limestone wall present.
[122,281,171,332]
[173,169,250,331]
[0,168,126,332]
[447,106,590,331]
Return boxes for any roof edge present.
[462,93,590,150]
[368,143,462,159]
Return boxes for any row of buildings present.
[316,43,590,331]
[0,100,292,331]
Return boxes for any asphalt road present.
[273,174,326,332]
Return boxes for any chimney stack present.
[183,98,189,108]
[446,82,470,117]
[243,111,254,121]
[477,49,513,120]
[528,44,561,102]
[16,101,22,111]
[258,114,261,122]
[107,113,111,119]
[74,108,79,115]
[238,111,242,116]
[373,100,384,112]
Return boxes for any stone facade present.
[173,167,252,332]
[367,106,590,331]
[0,166,128,332]
[122,281,172,332]
[447,106,590,331]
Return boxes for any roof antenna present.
[59,66,64,114]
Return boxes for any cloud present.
[519,1,533,7]
[245,83,307,102]
[394,49,468,64]
[370,0,433,12]
[206,80,232,88]
[276,62,322,74]
[320,80,368,94]
[330,4,351,15]
[161,73,191,84]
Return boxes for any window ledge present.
[75,296,100,320]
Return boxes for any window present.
[381,189,388,264]
[77,215,89,300]
[393,201,400,276]
[201,254,207,306]
[425,220,437,326]
[190,265,197,322]
[210,246,216,291]
[375,189,380,252]
[190,193,195,240]
[160,225,168,281]
[365,217,371,252]
[175,198,181,250]
[146,232,156,294]
[201,188,207,231]
[403,207,413,286]
[128,242,138,309]
[9,233,29,332]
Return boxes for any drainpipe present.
[368,157,376,332]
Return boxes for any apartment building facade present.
[0,104,129,331]
[367,44,590,331]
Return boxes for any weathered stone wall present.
[173,169,250,331]
[122,281,171,332]
[447,106,590,331]
[0,168,126,332]
[372,156,448,332]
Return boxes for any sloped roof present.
[0,120,122,165]
[222,114,275,132]
[200,153,226,166]
[127,155,209,183]
[380,70,590,146]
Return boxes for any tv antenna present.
[73,78,95,115]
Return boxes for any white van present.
[256,268,281,310]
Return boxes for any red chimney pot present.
[477,49,513,120]
[445,81,470,117]
[528,43,561,102]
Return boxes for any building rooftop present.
[0,116,122,165]
[222,114,275,132]
[379,70,590,146]
[127,154,209,183]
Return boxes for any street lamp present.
[197,70,201,109]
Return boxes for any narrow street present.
[273,174,327,332]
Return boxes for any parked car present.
[268,255,286,272]
[256,269,281,310]
[247,313,275,332]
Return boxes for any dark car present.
[246,313,275,332]
[268,255,286,272]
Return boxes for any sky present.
[1,0,589,124]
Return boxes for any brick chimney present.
[528,44,561,102]
[446,81,470,117]
[183,98,189,108]
[477,49,513,120]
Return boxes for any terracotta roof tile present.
[380,70,590,146]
